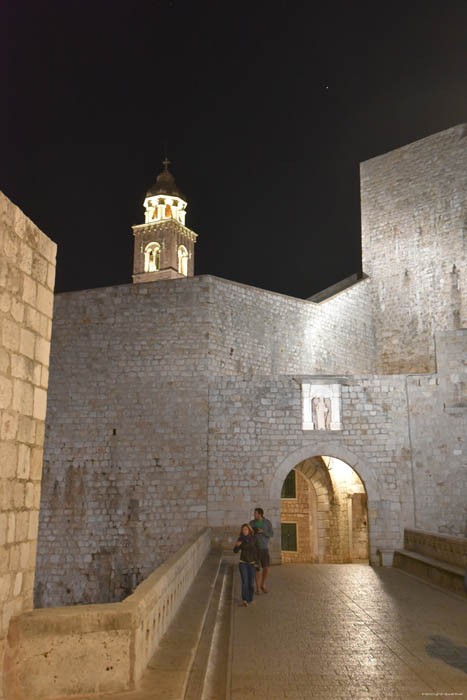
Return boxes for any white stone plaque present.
[302,383,343,431]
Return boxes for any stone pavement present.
[229,564,467,700]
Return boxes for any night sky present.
[3,1,467,299]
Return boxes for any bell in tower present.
[132,160,197,283]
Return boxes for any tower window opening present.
[178,245,188,276]
[144,242,161,272]
[164,204,172,218]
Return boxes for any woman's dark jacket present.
[233,538,259,564]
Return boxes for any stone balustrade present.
[393,528,466,597]
[403,528,467,569]
[3,528,211,700]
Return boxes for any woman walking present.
[233,523,259,606]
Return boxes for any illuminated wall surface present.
[361,123,467,374]
[33,125,467,607]
[0,192,56,678]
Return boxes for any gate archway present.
[269,443,379,564]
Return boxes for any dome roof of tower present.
[146,161,185,200]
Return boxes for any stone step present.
[393,548,466,598]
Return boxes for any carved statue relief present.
[312,396,332,430]
[302,383,342,431]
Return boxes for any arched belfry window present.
[144,242,161,272]
[178,245,188,276]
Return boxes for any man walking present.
[250,507,273,593]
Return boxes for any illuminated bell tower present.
[132,159,197,283]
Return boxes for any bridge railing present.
[3,527,211,700]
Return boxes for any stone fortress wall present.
[205,274,375,376]
[35,281,212,607]
[361,124,467,374]
[406,330,467,537]
[35,124,467,607]
[0,194,56,680]
[208,327,467,560]
[35,273,375,606]
[207,372,414,564]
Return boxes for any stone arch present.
[295,457,332,563]
[144,242,160,272]
[177,245,188,276]
[270,442,378,503]
[270,442,379,564]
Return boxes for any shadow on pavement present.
[426,635,467,674]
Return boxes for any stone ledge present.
[403,528,467,568]
[3,528,211,700]
[38,550,226,700]
[393,548,466,598]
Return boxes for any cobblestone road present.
[230,564,467,700]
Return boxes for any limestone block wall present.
[207,373,414,564]
[361,124,467,374]
[407,330,467,536]
[37,272,376,606]
[36,280,211,607]
[351,493,369,560]
[206,275,375,376]
[0,193,56,682]
[325,459,368,563]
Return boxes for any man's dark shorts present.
[257,549,270,568]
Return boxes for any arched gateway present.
[266,443,381,565]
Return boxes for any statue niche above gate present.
[301,382,343,431]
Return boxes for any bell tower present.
[132,160,197,283]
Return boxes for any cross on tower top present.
[162,157,170,171]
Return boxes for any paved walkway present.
[230,564,467,700]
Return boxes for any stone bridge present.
[4,530,467,700]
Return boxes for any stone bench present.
[393,528,466,598]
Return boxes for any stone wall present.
[407,330,467,537]
[36,285,467,607]
[36,280,211,607]
[326,458,368,563]
[207,373,414,564]
[0,193,56,684]
[351,493,369,560]
[361,124,467,374]
[206,275,375,376]
[36,121,467,607]
[37,273,376,606]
